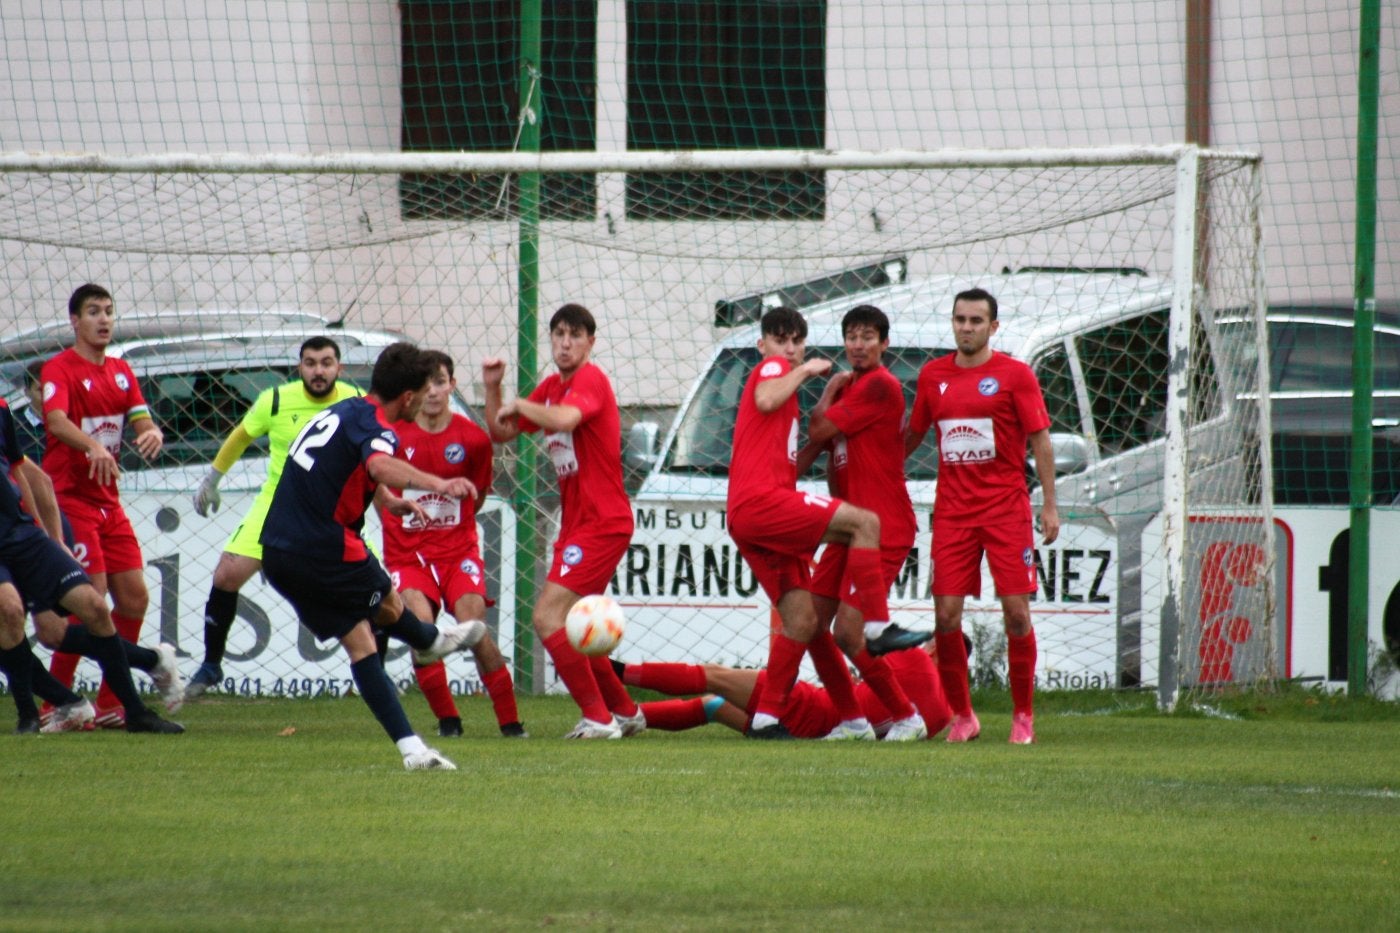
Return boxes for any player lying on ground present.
[614,641,956,740]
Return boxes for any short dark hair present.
[370,342,432,400]
[420,348,454,379]
[68,283,112,317]
[954,287,999,321]
[760,306,807,341]
[300,335,341,359]
[842,304,890,341]
[550,303,596,336]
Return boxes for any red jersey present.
[40,348,151,508]
[727,356,800,511]
[380,414,493,565]
[822,365,916,550]
[909,351,1050,526]
[519,362,632,537]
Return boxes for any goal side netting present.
[0,147,1270,708]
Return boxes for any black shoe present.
[744,722,794,740]
[125,709,185,734]
[499,721,529,738]
[865,624,934,657]
[437,716,463,738]
[15,717,40,734]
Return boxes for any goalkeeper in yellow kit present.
[186,336,363,696]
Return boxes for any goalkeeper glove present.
[193,468,223,517]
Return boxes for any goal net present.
[0,147,1269,709]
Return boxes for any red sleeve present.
[562,365,608,424]
[825,371,900,438]
[119,360,149,414]
[467,421,493,496]
[908,365,937,437]
[517,379,551,434]
[39,356,70,417]
[1012,363,1051,434]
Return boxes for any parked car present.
[1218,301,1400,505]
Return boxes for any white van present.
[618,269,1261,687]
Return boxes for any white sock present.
[396,734,428,757]
[750,712,780,730]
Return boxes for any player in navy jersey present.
[260,342,486,770]
[0,398,183,734]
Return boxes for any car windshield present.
[663,344,945,481]
[11,360,480,471]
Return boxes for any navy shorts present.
[0,522,89,614]
[262,546,393,642]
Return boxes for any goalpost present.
[0,146,1270,708]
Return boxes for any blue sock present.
[0,642,38,720]
[702,695,725,723]
[382,607,436,651]
[350,654,414,742]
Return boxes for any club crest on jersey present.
[562,544,584,566]
[115,373,130,391]
[978,377,1000,396]
[1022,547,1034,567]
[445,443,466,464]
[460,558,481,580]
[760,360,783,377]
[43,382,56,402]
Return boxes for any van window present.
[1073,310,1221,457]
[663,344,945,480]
[1032,344,1083,436]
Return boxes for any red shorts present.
[931,520,1037,597]
[60,497,144,576]
[808,541,912,603]
[743,671,839,739]
[388,550,488,616]
[548,528,631,596]
[729,490,841,602]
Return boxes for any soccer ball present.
[565,595,626,656]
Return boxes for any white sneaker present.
[823,717,877,741]
[411,620,487,665]
[403,747,458,770]
[563,716,623,739]
[40,699,95,733]
[614,709,646,737]
[152,643,186,713]
[883,713,929,742]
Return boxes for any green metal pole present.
[1348,0,1381,695]
[514,0,543,692]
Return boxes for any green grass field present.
[3,688,1397,932]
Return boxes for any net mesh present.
[0,151,1273,705]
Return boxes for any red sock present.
[848,547,890,623]
[413,660,459,719]
[852,648,915,721]
[806,628,862,720]
[935,630,973,717]
[480,666,520,728]
[589,655,639,716]
[96,613,144,712]
[754,633,806,719]
[625,662,708,695]
[1007,630,1037,716]
[638,698,708,731]
[884,647,951,735]
[47,618,83,693]
[542,629,612,723]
